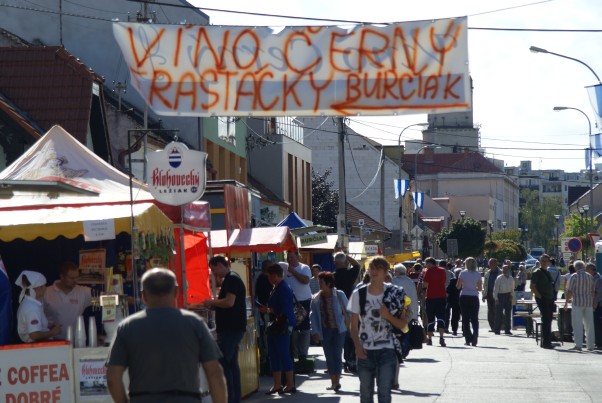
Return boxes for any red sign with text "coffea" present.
[0,342,75,402]
[147,142,207,206]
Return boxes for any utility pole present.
[337,117,348,251]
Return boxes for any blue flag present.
[413,192,424,209]
[393,179,409,199]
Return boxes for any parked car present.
[524,254,537,269]
[529,247,545,260]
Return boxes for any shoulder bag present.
[408,319,424,350]
[293,294,308,325]
[266,313,289,336]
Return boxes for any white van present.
[530,247,545,259]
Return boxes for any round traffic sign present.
[567,237,582,253]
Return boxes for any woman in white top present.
[456,257,483,346]
[16,271,60,342]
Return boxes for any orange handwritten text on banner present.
[113,18,470,117]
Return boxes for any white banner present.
[113,18,470,117]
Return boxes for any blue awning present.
[277,212,307,229]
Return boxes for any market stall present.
[208,225,298,396]
[0,126,175,402]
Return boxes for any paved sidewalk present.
[244,304,602,402]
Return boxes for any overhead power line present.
[4,1,602,32]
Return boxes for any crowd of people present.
[6,250,601,403]
[251,251,602,403]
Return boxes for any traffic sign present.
[567,237,582,253]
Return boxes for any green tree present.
[484,240,526,261]
[311,168,338,231]
[561,213,591,249]
[492,228,522,243]
[436,217,486,258]
[519,189,562,251]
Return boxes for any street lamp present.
[554,215,561,259]
[502,221,507,238]
[529,46,602,83]
[414,143,440,251]
[530,46,600,235]
[398,123,428,252]
[524,227,529,249]
[553,106,594,233]
[488,220,493,241]
[459,211,466,220]
[583,205,590,260]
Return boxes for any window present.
[218,117,237,146]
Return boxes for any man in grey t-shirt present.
[106,268,226,403]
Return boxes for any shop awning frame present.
[0,202,172,242]
[210,227,297,254]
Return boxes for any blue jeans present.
[321,328,346,375]
[357,348,397,403]
[218,330,245,403]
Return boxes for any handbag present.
[293,294,308,325]
[408,319,424,350]
[266,313,288,336]
[336,291,350,329]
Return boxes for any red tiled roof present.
[0,92,42,139]
[0,46,103,144]
[422,217,445,232]
[346,203,391,234]
[403,152,502,177]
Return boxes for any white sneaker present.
[568,346,582,352]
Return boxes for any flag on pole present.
[587,84,602,157]
[394,179,410,200]
[594,132,602,158]
[413,192,424,209]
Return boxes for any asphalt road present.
[243,299,602,403]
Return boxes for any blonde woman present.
[456,258,483,346]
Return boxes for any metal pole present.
[414,144,430,252]
[398,123,427,253]
[337,117,348,250]
[553,107,594,234]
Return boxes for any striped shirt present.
[566,270,595,307]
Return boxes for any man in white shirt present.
[285,250,312,361]
[43,261,92,340]
[493,264,515,335]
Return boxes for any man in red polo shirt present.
[423,257,448,347]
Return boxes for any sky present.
[190,0,602,172]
